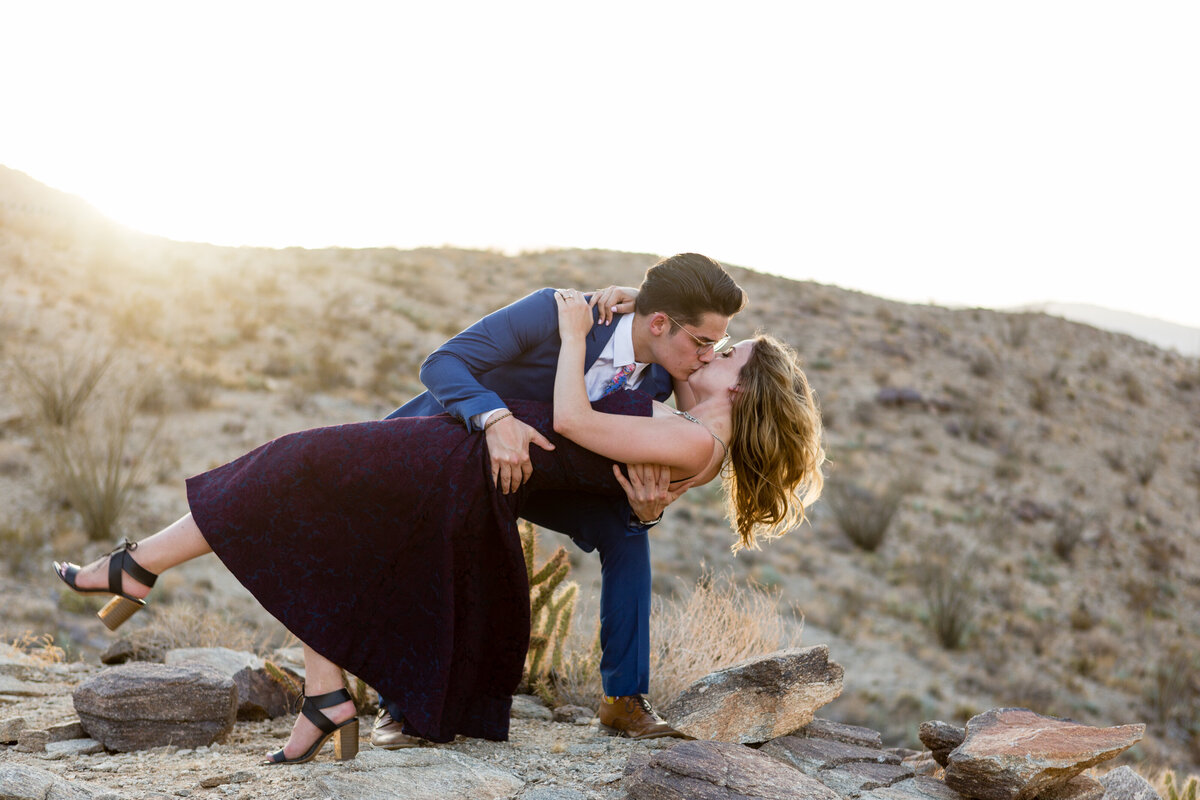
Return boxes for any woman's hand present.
[589,285,639,325]
[554,289,593,341]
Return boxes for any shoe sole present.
[598,723,684,740]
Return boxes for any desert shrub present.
[1086,349,1109,372]
[1001,313,1033,348]
[111,293,163,342]
[1146,644,1199,724]
[0,511,52,576]
[1052,506,1086,562]
[1121,370,1146,405]
[969,351,996,378]
[1130,443,1161,486]
[176,362,217,409]
[302,344,353,392]
[1027,376,1051,413]
[824,475,908,552]
[13,350,113,428]
[921,549,978,649]
[42,392,161,541]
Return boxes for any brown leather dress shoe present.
[597,695,686,740]
[369,708,427,749]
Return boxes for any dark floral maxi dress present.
[185,391,651,743]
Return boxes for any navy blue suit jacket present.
[387,288,673,552]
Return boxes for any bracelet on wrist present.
[483,410,513,431]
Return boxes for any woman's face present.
[687,338,755,395]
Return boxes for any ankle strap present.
[305,688,353,709]
[300,688,354,735]
[105,539,158,592]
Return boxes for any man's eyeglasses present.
[663,313,732,356]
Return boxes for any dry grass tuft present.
[548,572,802,708]
[648,571,803,705]
[9,631,66,665]
[121,601,259,660]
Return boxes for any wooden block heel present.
[333,718,360,760]
[53,539,158,632]
[98,595,146,630]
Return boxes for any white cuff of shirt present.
[472,407,508,430]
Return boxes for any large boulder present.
[624,739,843,800]
[662,645,844,743]
[164,647,296,720]
[943,708,1144,800]
[73,662,237,752]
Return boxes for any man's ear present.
[647,312,670,336]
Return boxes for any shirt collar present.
[611,313,642,368]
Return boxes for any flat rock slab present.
[761,736,902,776]
[624,739,843,800]
[803,718,884,749]
[0,674,50,697]
[0,645,41,679]
[662,645,844,743]
[817,761,915,797]
[944,708,1144,800]
[0,762,107,799]
[45,737,107,758]
[314,749,523,800]
[1098,767,1161,800]
[861,777,968,800]
[73,662,237,752]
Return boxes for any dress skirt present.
[185,391,651,742]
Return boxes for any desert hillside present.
[1,165,1197,775]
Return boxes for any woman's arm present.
[552,291,712,474]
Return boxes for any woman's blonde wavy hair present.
[723,334,825,552]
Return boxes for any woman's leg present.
[276,644,357,760]
[64,513,212,597]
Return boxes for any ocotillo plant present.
[520,522,579,697]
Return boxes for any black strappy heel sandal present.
[53,538,159,631]
[262,688,359,765]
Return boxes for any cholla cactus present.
[1164,771,1199,800]
[520,522,579,695]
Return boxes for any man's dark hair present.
[634,253,747,325]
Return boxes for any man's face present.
[649,311,733,381]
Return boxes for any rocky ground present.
[0,644,1169,800]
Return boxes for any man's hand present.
[614,463,696,525]
[486,414,555,494]
[589,286,639,325]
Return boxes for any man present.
[373,252,746,744]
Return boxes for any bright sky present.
[3,2,1198,328]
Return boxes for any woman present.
[54,290,824,765]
